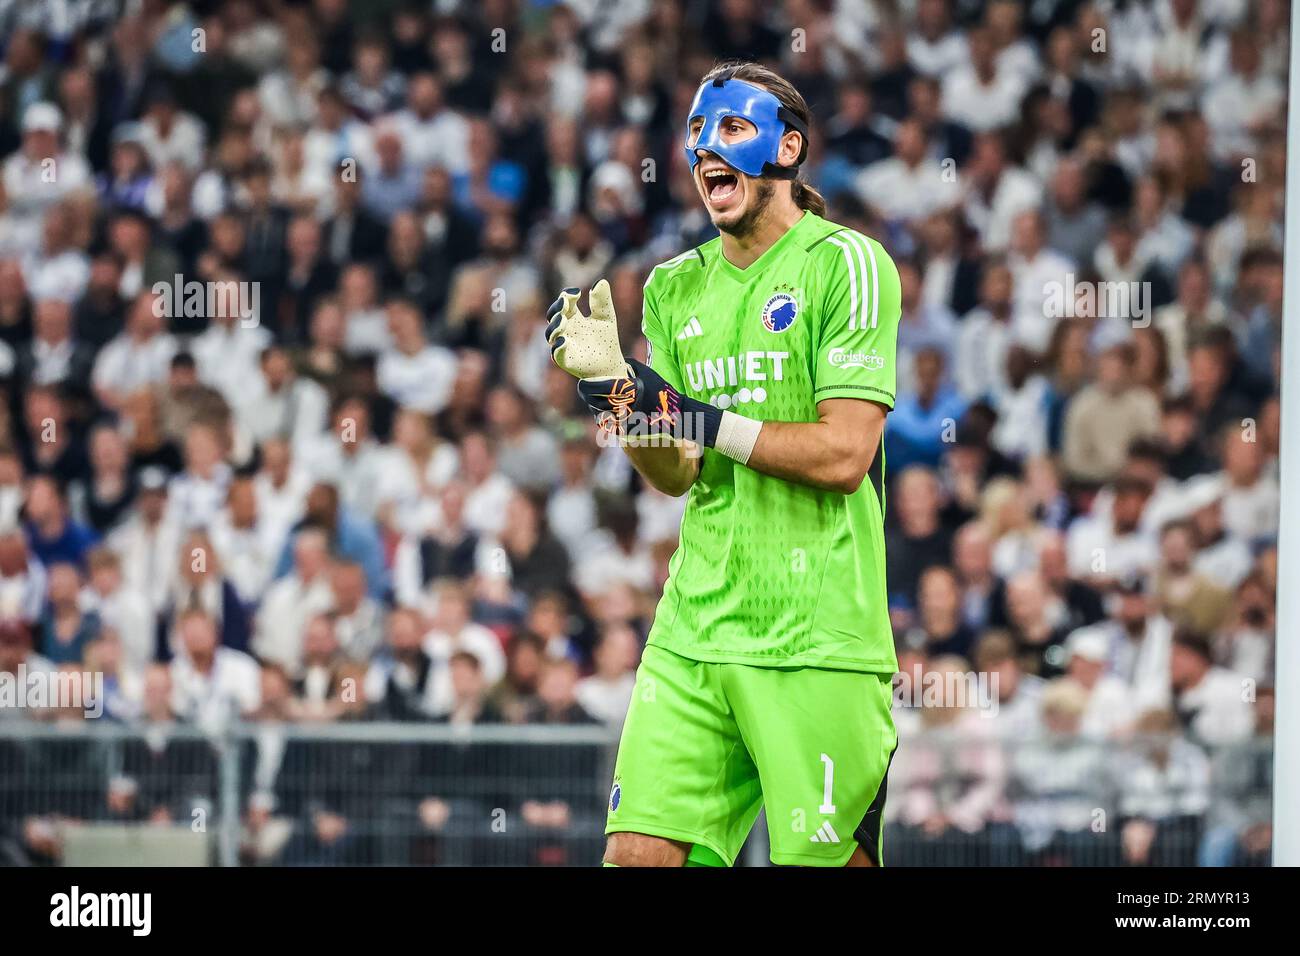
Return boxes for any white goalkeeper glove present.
[544,279,632,381]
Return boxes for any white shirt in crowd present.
[26,335,80,384]
[907,30,968,78]
[989,375,1052,462]
[169,647,262,729]
[191,320,273,408]
[954,308,1013,402]
[334,598,386,663]
[24,248,89,303]
[139,110,207,171]
[547,484,598,558]
[1009,246,1074,353]
[1219,472,1280,543]
[1078,673,1136,740]
[1175,666,1256,746]
[423,623,506,716]
[253,572,334,675]
[237,375,330,457]
[856,156,961,224]
[462,472,516,538]
[253,468,311,552]
[576,672,635,726]
[92,332,178,398]
[81,583,155,676]
[941,64,1025,132]
[1201,68,1284,162]
[302,437,388,520]
[1065,514,1159,582]
[109,515,182,614]
[1103,615,1175,714]
[342,306,391,354]
[374,443,460,535]
[385,107,472,175]
[209,509,281,604]
[1116,737,1211,820]
[964,166,1043,253]
[1,150,91,225]
[377,344,457,414]
[1193,533,1254,590]
[167,464,232,530]
[574,531,655,597]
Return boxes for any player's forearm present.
[573,346,886,496]
[746,418,882,495]
[623,442,700,497]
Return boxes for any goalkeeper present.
[547,61,901,867]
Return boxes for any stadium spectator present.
[1169,629,1255,747]
[23,473,97,569]
[293,613,349,719]
[525,657,598,726]
[255,525,332,674]
[1011,678,1118,866]
[886,466,952,608]
[1116,709,1211,867]
[885,347,966,473]
[1063,628,1135,739]
[364,605,438,721]
[422,578,505,716]
[888,654,1011,866]
[973,631,1044,741]
[575,624,638,726]
[168,608,260,728]
[38,561,100,665]
[440,650,503,728]
[82,546,153,675]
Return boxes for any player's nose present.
[695,149,736,172]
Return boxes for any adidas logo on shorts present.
[809,820,840,844]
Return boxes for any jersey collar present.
[715,210,816,282]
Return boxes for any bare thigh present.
[604,832,691,867]
[843,844,876,867]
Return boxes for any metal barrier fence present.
[884,730,1274,867]
[0,721,1273,866]
[0,721,617,867]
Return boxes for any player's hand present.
[578,358,674,429]
[577,358,721,447]
[544,279,632,381]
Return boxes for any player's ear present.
[777,129,803,168]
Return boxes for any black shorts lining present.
[854,743,897,866]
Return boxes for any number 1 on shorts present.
[819,753,836,814]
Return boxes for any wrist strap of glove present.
[675,395,761,464]
[713,410,763,465]
[591,373,762,464]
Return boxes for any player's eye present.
[721,118,756,143]
[686,118,703,147]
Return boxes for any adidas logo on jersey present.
[676,316,703,339]
[809,821,840,844]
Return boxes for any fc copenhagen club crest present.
[761,289,799,333]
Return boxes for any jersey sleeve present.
[812,232,901,409]
[641,278,686,393]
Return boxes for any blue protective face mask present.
[684,74,807,180]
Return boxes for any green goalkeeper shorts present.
[605,644,897,867]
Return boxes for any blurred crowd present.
[0,0,1283,866]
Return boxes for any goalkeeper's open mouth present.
[698,161,743,212]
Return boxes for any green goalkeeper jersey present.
[641,211,901,674]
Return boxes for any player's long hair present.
[699,61,828,218]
